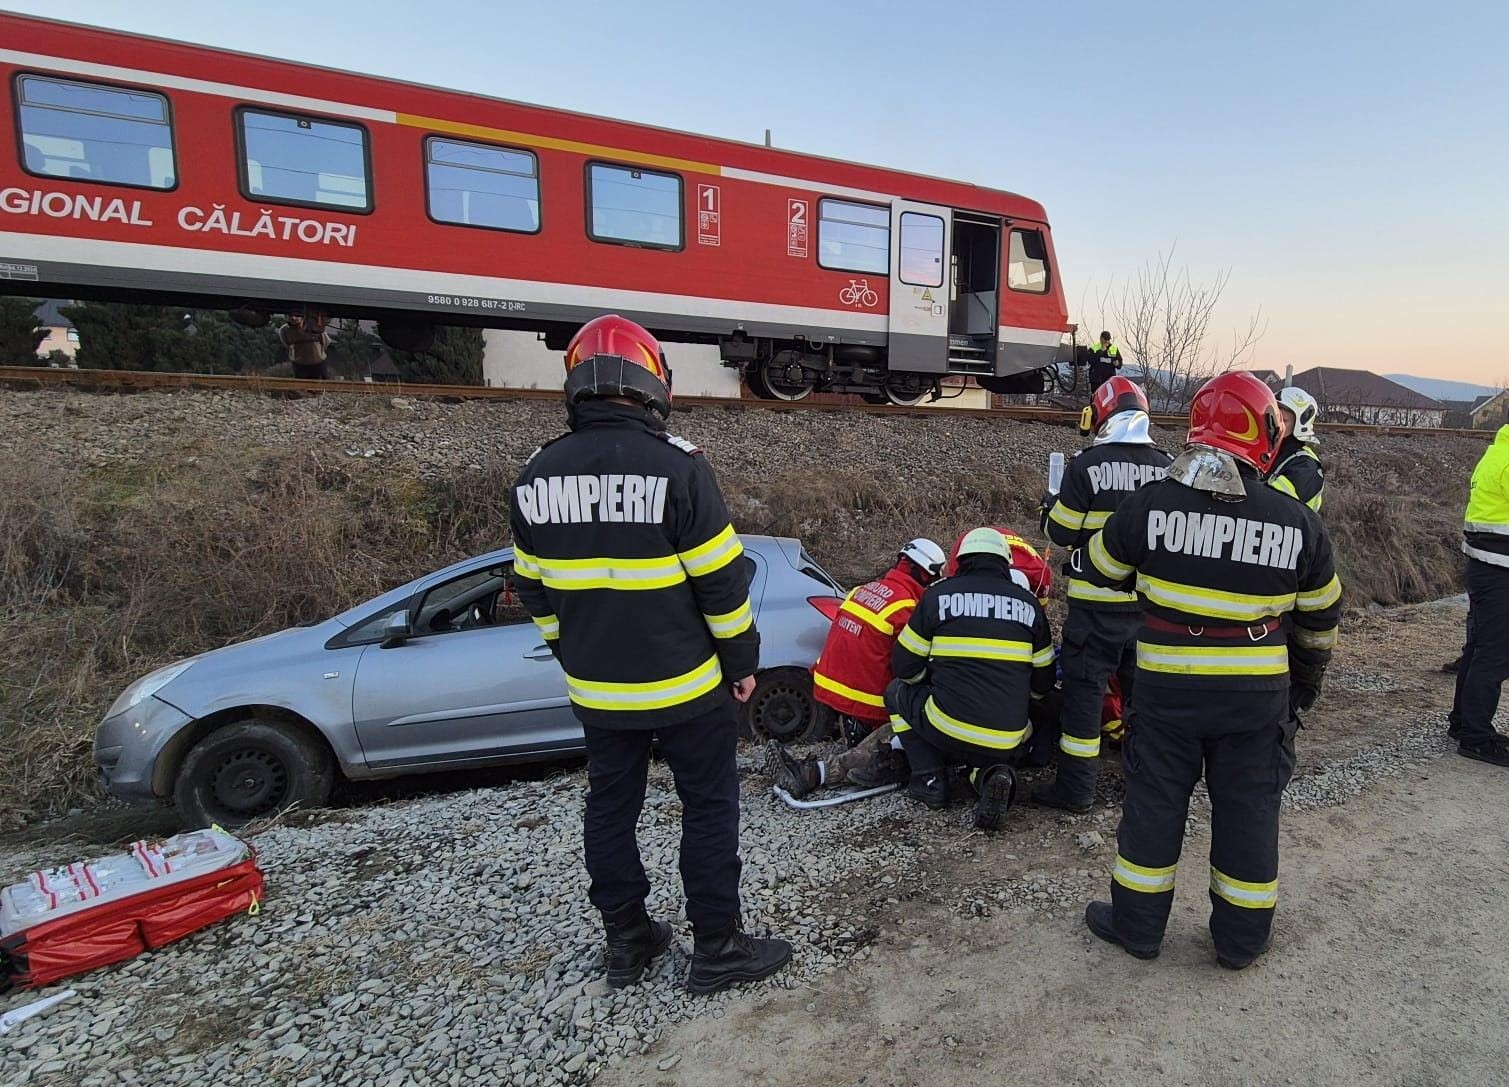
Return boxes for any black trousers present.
[1057,606,1140,805]
[1450,558,1509,745]
[581,700,742,930]
[1088,360,1117,392]
[885,679,1028,782]
[1109,684,1295,962]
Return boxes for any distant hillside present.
[1386,374,1497,402]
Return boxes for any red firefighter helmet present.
[1081,376,1150,435]
[563,314,673,419]
[1187,371,1283,472]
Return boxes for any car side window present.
[415,566,510,635]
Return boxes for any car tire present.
[173,718,334,829]
[740,667,833,744]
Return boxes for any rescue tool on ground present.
[1077,370,1341,971]
[509,314,790,994]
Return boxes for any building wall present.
[36,325,78,359]
[1330,404,1446,427]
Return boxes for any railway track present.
[0,365,1489,439]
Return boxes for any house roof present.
[1289,367,1442,410]
[1472,393,1498,412]
[1244,369,1282,387]
[1471,390,1509,417]
[33,299,74,329]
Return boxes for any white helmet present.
[953,527,1012,562]
[898,538,947,581]
[1277,386,1320,444]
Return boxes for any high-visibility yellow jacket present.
[1463,426,1509,568]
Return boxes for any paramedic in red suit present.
[510,315,790,994]
[766,539,947,798]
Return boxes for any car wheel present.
[173,718,334,828]
[740,667,833,744]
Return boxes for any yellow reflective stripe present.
[878,598,917,621]
[1293,625,1338,650]
[1268,475,1299,500]
[1112,855,1177,894]
[1137,643,1290,676]
[531,614,559,641]
[565,655,723,711]
[896,623,931,655]
[1137,572,1295,622]
[1048,502,1088,531]
[929,636,1034,662]
[813,670,886,708]
[1307,491,1323,513]
[534,554,686,591]
[1089,532,1134,580]
[1080,509,1111,530]
[1032,644,1056,667]
[1068,579,1140,604]
[842,597,896,636]
[1297,574,1341,611]
[1059,732,1101,758]
[1210,866,1278,909]
[924,697,1029,750]
[678,525,743,577]
[1102,717,1124,739]
[889,713,912,734]
[512,546,541,579]
[703,598,753,638]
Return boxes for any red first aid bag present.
[0,829,264,990]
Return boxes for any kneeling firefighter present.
[768,538,947,799]
[885,527,1057,830]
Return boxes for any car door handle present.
[524,645,555,661]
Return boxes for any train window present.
[15,75,176,190]
[587,163,683,249]
[237,108,371,212]
[1007,229,1050,294]
[425,137,540,234]
[818,199,889,275]
[898,212,945,287]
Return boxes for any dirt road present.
[604,722,1509,1086]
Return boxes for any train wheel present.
[756,358,815,401]
[884,384,929,407]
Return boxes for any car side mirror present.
[380,612,413,649]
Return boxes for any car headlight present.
[106,660,196,719]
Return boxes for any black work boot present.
[1216,935,1273,971]
[1027,779,1093,815]
[1083,901,1160,960]
[602,902,674,988]
[686,922,792,994]
[1458,734,1509,767]
[972,765,1016,831]
[766,740,820,799]
[907,770,950,810]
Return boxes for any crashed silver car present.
[95,536,842,827]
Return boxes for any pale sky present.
[11,0,1509,384]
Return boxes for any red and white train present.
[0,13,1069,404]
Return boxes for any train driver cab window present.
[16,75,176,189]
[899,212,945,287]
[818,199,889,275]
[1007,228,1050,293]
[238,108,371,211]
[425,137,540,233]
[587,163,683,249]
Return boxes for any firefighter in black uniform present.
[510,314,790,994]
[1035,377,1171,812]
[1079,371,1341,970]
[1269,386,1325,512]
[1087,330,1123,392]
[885,527,1057,831]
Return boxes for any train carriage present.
[0,13,1069,403]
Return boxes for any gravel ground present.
[0,600,1468,1087]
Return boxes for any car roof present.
[331,534,802,627]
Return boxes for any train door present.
[887,202,952,375]
[948,214,1002,375]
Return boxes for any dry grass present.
[0,437,1468,826]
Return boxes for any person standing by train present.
[1033,377,1171,813]
[278,312,331,380]
[1088,331,1124,392]
[1448,424,1509,768]
[509,314,791,993]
